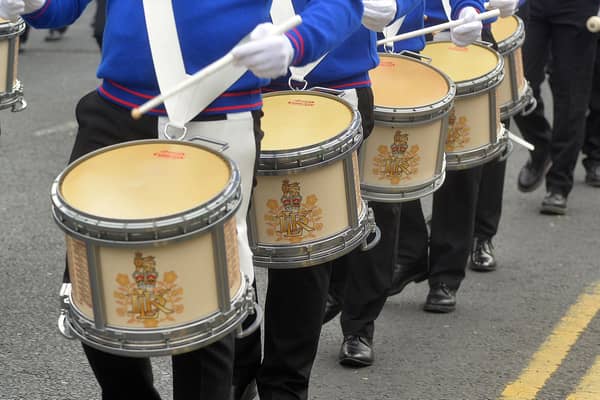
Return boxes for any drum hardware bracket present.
[399,50,432,64]
[520,94,538,117]
[309,86,345,98]
[288,77,309,91]
[360,208,381,252]
[189,136,230,152]
[58,283,75,340]
[163,122,188,141]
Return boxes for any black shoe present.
[423,282,456,313]
[44,30,64,42]
[518,157,551,192]
[540,192,567,215]
[585,164,600,187]
[387,263,428,296]
[323,293,343,324]
[469,237,497,272]
[231,380,257,400]
[338,335,373,367]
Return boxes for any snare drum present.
[491,15,534,118]
[52,140,254,357]
[0,17,26,112]
[248,91,375,268]
[362,53,456,202]
[422,41,508,170]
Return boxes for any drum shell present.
[0,17,25,110]
[363,53,455,202]
[493,16,533,119]
[422,41,507,170]
[248,91,371,268]
[51,140,252,357]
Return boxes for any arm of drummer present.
[284,0,364,67]
[19,0,91,29]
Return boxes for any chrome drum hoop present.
[0,80,25,111]
[495,16,525,56]
[499,81,533,119]
[361,157,447,203]
[0,17,25,38]
[372,54,457,124]
[60,275,255,357]
[50,140,242,244]
[251,200,373,268]
[258,91,363,174]
[446,127,509,170]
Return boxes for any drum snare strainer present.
[52,140,255,357]
[0,17,26,112]
[422,41,508,170]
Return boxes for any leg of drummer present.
[82,345,161,400]
[172,333,235,399]
[256,264,332,400]
[388,199,429,296]
[338,201,401,367]
[425,166,483,313]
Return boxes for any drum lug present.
[520,95,538,116]
[58,283,75,340]
[236,303,263,339]
[360,208,381,252]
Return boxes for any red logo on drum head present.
[287,99,315,107]
[380,61,396,68]
[153,150,185,159]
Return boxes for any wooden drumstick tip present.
[131,108,142,120]
[587,16,600,33]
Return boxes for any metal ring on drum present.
[51,140,255,357]
[362,53,456,203]
[491,15,531,119]
[247,90,374,269]
[0,17,26,112]
[422,41,505,170]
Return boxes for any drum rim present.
[51,139,242,242]
[494,15,525,55]
[423,41,505,96]
[0,80,24,110]
[372,53,457,123]
[0,17,25,38]
[258,91,362,172]
[445,127,509,170]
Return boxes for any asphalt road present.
[1,7,599,400]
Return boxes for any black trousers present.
[67,91,263,400]
[513,0,598,196]
[584,39,600,169]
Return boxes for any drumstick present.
[376,9,500,46]
[507,131,535,151]
[131,15,303,120]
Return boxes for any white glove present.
[362,0,397,32]
[487,0,518,18]
[24,0,45,14]
[451,7,482,47]
[0,0,25,21]
[231,23,294,79]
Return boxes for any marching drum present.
[52,140,254,357]
[248,91,377,268]
[0,17,26,112]
[491,15,535,119]
[422,41,508,170]
[363,53,456,202]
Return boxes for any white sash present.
[270,0,325,85]
[382,16,406,51]
[441,0,453,21]
[142,0,249,127]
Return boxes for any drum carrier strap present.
[142,0,250,131]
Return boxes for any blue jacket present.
[270,0,421,90]
[24,0,363,115]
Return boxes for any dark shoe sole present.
[339,356,373,368]
[423,302,456,313]
[469,261,497,272]
[387,271,428,297]
[585,177,600,187]
[540,204,566,215]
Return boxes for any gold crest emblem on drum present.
[264,180,323,243]
[372,130,421,184]
[445,109,471,152]
[114,252,184,328]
